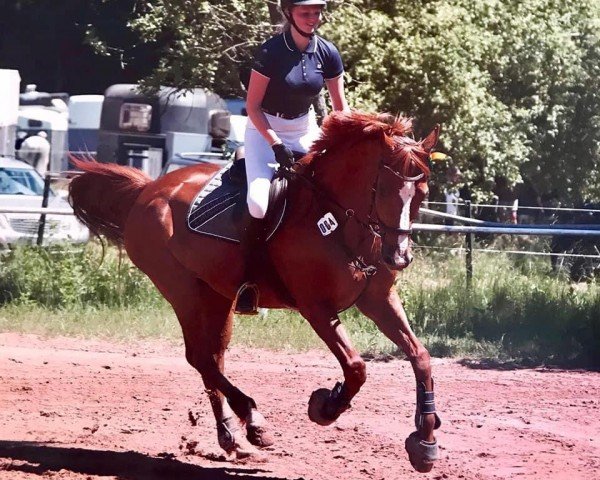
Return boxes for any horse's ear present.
[422,124,440,152]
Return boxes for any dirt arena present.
[0,333,598,479]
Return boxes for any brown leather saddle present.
[187,159,288,243]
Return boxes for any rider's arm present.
[325,74,350,113]
[246,70,283,146]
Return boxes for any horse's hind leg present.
[355,280,440,472]
[175,281,275,451]
[140,260,274,454]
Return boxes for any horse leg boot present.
[355,281,441,473]
[234,215,265,315]
[301,310,367,426]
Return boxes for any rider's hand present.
[272,142,294,169]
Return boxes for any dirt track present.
[0,333,599,480]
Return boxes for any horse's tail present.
[68,158,152,246]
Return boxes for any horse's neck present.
[312,141,381,219]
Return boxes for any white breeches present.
[244,110,320,219]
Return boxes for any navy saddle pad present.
[187,159,286,243]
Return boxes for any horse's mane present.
[302,111,430,177]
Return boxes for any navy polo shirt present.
[253,31,344,117]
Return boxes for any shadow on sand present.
[0,441,295,480]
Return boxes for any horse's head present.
[304,111,440,272]
[374,126,439,270]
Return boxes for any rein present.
[286,151,425,274]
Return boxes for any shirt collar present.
[283,30,317,54]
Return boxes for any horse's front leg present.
[300,308,367,426]
[356,281,441,473]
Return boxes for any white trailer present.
[0,69,21,157]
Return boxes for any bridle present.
[290,147,428,247]
[372,163,426,237]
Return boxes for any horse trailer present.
[97,84,231,178]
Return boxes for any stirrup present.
[234,282,259,315]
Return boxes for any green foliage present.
[398,249,600,365]
[3,1,599,203]
[0,243,163,309]
[322,0,600,203]
[120,0,600,202]
[1,243,598,366]
[129,0,275,96]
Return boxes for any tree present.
[5,0,597,204]
[0,0,155,94]
[128,0,277,97]
[322,0,600,203]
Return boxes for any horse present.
[68,110,442,472]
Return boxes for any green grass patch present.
[0,303,181,342]
[0,242,598,367]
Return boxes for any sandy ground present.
[0,332,598,480]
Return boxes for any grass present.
[0,241,598,367]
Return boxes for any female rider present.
[235,0,350,314]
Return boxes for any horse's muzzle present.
[382,247,414,270]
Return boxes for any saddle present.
[187,159,289,243]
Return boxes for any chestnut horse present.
[69,111,441,472]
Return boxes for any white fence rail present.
[0,207,73,215]
[417,205,599,284]
[414,223,600,237]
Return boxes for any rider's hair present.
[276,4,292,33]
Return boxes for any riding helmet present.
[280,0,327,8]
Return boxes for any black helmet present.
[281,0,327,9]
[280,0,327,38]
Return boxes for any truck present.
[17,84,69,173]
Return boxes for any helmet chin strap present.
[285,12,316,38]
[292,22,314,38]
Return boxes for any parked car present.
[0,156,88,247]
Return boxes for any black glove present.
[272,143,294,169]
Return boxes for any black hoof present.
[308,388,336,426]
[246,424,275,448]
[405,431,438,473]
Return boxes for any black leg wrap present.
[323,381,351,421]
[415,380,442,430]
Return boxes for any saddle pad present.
[187,160,286,243]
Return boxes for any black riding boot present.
[234,216,265,315]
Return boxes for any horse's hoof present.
[246,424,275,448]
[405,431,438,473]
[308,388,336,426]
[234,445,260,460]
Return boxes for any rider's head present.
[280,0,327,38]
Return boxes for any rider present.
[235,0,350,314]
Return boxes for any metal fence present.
[416,201,600,286]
